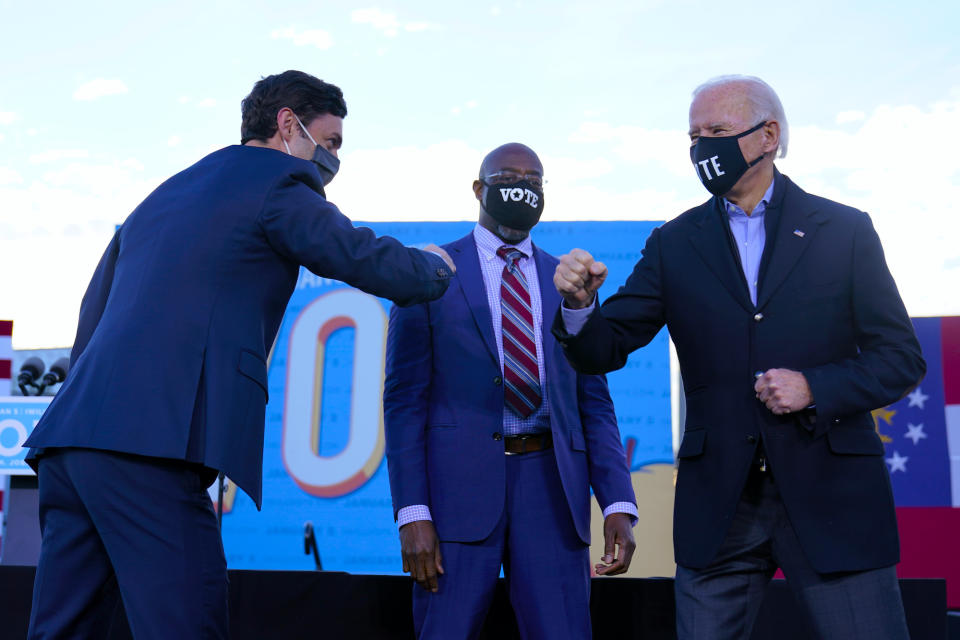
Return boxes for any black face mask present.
[689,121,766,197]
[481,180,545,232]
[310,144,340,186]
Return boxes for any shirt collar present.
[724,177,775,220]
[473,223,534,262]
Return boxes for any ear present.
[275,107,297,142]
[472,179,484,202]
[762,121,781,155]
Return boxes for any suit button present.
[746,435,757,443]
[493,376,502,385]
[754,313,764,322]
[492,432,503,441]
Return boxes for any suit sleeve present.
[800,212,925,433]
[578,372,636,512]
[258,175,451,307]
[383,302,433,519]
[552,226,667,374]
[70,227,121,367]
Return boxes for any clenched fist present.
[754,368,813,415]
[554,249,607,309]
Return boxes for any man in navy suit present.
[384,143,637,640]
[553,76,925,639]
[24,70,455,639]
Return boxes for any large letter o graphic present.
[282,289,387,497]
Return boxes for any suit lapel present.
[450,234,500,366]
[688,200,755,313]
[533,245,561,362]
[755,175,826,310]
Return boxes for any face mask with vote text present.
[689,121,766,197]
[481,180,545,232]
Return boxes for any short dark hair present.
[240,70,347,144]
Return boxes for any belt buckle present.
[504,434,531,456]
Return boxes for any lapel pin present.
[793,229,805,238]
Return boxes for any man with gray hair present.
[551,75,924,638]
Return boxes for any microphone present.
[39,357,70,389]
[17,357,45,395]
[303,521,323,570]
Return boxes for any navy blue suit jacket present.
[25,145,451,508]
[383,233,635,545]
[553,170,925,572]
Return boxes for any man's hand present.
[754,368,813,415]
[399,520,444,592]
[595,513,636,576]
[554,249,607,309]
[423,244,456,274]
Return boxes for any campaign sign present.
[0,397,50,475]
[220,221,672,572]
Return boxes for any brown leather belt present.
[504,432,553,455]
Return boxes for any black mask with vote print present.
[481,180,545,232]
[689,121,767,197]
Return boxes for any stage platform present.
[0,567,948,638]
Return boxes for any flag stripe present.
[942,316,960,405]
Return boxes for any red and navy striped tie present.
[497,246,542,418]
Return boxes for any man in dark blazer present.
[552,76,925,639]
[384,143,637,639]
[24,70,455,639]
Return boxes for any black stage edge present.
[0,567,949,639]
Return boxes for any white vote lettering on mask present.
[696,155,725,181]
[499,187,539,208]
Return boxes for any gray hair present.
[692,75,789,158]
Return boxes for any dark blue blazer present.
[553,170,925,572]
[25,145,450,508]
[384,233,635,544]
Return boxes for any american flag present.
[0,320,11,394]
[0,319,12,548]
[878,316,960,607]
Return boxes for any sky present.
[1,0,958,348]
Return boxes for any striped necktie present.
[496,246,542,418]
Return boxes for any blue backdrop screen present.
[221,221,672,572]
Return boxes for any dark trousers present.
[28,448,228,639]
[413,448,592,640]
[675,465,909,640]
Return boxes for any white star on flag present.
[904,423,927,445]
[907,387,929,409]
[886,450,909,473]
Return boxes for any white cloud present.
[569,121,693,178]
[404,22,434,32]
[73,78,129,101]
[29,149,90,164]
[0,167,23,185]
[270,26,333,49]
[351,8,438,37]
[0,111,17,125]
[197,98,217,108]
[775,96,960,317]
[326,140,689,227]
[836,110,865,124]
[0,156,165,347]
